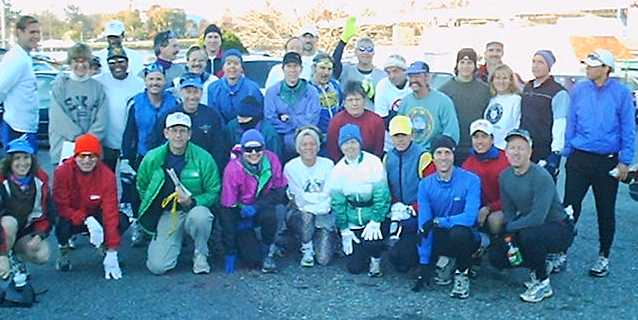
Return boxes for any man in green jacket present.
[137,112,220,275]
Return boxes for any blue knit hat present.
[223,49,243,65]
[240,129,265,148]
[534,50,556,70]
[338,124,362,147]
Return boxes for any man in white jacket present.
[0,16,41,151]
[284,126,335,267]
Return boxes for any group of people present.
[0,15,635,304]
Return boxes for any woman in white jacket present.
[284,126,335,267]
[483,64,521,150]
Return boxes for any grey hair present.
[295,127,321,154]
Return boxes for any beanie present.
[430,134,456,153]
[338,124,362,147]
[74,134,102,157]
[456,48,478,65]
[237,95,263,119]
[534,50,556,70]
[240,129,265,148]
[203,24,222,37]
[222,49,243,65]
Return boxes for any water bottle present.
[505,235,523,267]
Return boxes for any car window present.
[36,75,56,109]
[243,60,281,89]
[430,72,454,89]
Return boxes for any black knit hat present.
[204,24,222,37]
[430,135,456,152]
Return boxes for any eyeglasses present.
[77,153,98,160]
[358,46,374,53]
[243,146,264,154]
[107,58,127,65]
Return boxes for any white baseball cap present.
[165,112,191,128]
[103,20,125,37]
[581,49,615,71]
[470,119,494,136]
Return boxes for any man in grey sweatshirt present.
[488,128,574,303]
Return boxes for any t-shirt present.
[95,73,145,149]
[439,79,491,164]
[374,77,412,118]
[484,94,521,150]
[284,157,334,215]
[397,89,460,151]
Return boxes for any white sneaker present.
[435,256,455,285]
[368,257,382,277]
[300,249,315,267]
[192,253,210,274]
[520,278,553,303]
[450,270,470,299]
[589,256,609,277]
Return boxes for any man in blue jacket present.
[412,134,481,300]
[264,52,321,162]
[563,49,636,278]
[207,49,263,123]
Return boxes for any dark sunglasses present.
[243,146,264,154]
[358,46,374,53]
[144,63,165,76]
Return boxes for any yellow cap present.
[389,115,412,136]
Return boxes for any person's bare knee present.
[15,235,50,264]
[1,216,18,247]
[487,211,504,235]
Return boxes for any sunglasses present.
[144,63,165,76]
[108,58,127,65]
[243,146,264,154]
[358,46,374,53]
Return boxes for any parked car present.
[35,71,58,145]
[242,54,281,93]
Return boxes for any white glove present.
[361,221,383,241]
[390,202,411,221]
[84,216,104,248]
[537,160,547,167]
[103,251,122,280]
[340,229,360,255]
[119,159,137,176]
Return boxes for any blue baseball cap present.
[6,137,34,155]
[405,61,430,75]
[179,77,203,90]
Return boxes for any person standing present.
[172,46,219,104]
[308,53,343,135]
[476,41,504,83]
[374,54,412,152]
[484,64,521,150]
[563,49,635,277]
[397,61,459,151]
[265,37,304,90]
[201,24,224,78]
[95,20,144,76]
[49,43,108,165]
[519,50,569,180]
[140,30,185,90]
[440,48,491,165]
[95,46,145,171]
[0,16,41,150]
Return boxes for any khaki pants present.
[146,206,214,275]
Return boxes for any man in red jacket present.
[53,134,129,280]
[462,119,509,236]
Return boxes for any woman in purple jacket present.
[219,129,288,274]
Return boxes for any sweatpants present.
[146,206,214,275]
[219,205,278,267]
[563,149,619,257]
[488,220,574,280]
[55,212,130,246]
[430,226,480,273]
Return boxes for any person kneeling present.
[0,138,51,282]
[412,135,481,299]
[488,129,575,303]
[53,134,128,279]
[137,113,219,275]
[328,124,390,277]
[220,129,288,273]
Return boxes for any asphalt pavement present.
[3,143,637,320]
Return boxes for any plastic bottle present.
[504,235,523,267]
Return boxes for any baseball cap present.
[581,49,615,71]
[505,128,533,146]
[405,61,430,75]
[106,46,128,60]
[384,54,407,70]
[6,137,34,155]
[470,119,494,136]
[179,76,203,90]
[283,52,302,66]
[299,25,319,37]
[165,112,192,128]
[389,115,412,136]
[103,20,125,37]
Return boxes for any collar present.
[344,152,364,165]
[470,146,500,161]
[156,57,172,70]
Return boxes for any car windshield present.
[36,74,56,109]
[243,60,281,89]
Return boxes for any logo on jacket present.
[485,102,503,124]
[407,107,434,145]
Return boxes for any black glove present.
[411,264,434,292]
[417,220,434,239]
[543,152,561,177]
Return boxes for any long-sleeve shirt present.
[564,78,636,165]
[417,167,481,264]
[0,44,39,133]
[326,110,385,162]
[499,164,566,233]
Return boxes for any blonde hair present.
[67,43,92,64]
[489,64,519,96]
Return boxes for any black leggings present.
[346,228,386,274]
[388,233,419,273]
[430,226,480,273]
[218,206,278,267]
[488,221,574,280]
